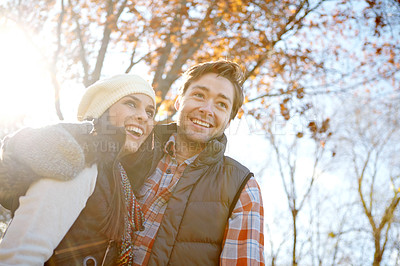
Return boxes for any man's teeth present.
[126,126,143,136]
[192,119,211,128]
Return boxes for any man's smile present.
[191,118,213,128]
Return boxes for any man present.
[122,60,265,265]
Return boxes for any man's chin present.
[183,132,213,145]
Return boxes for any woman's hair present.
[92,111,126,240]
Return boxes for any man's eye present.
[194,93,204,98]
[218,102,227,109]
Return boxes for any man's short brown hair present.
[179,60,245,120]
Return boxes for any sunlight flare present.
[0,24,56,128]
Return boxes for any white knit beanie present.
[77,74,156,121]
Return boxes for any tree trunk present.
[292,209,298,266]
[373,233,382,266]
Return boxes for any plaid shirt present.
[132,134,265,265]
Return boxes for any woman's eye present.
[194,93,204,98]
[126,101,136,108]
[146,110,155,118]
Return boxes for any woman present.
[0,74,156,265]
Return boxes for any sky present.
[0,26,57,126]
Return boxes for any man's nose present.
[198,100,214,116]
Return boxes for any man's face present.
[175,73,234,145]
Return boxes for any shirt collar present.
[164,133,198,165]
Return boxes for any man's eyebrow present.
[192,86,232,103]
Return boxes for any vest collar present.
[154,123,227,166]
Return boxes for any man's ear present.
[174,96,181,111]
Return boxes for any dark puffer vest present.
[122,123,253,265]
[44,161,120,266]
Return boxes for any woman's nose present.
[135,108,149,121]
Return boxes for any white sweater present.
[0,165,97,265]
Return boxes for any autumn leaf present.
[237,108,244,119]
[156,90,163,104]
[308,121,317,134]
[280,103,290,120]
[319,118,330,133]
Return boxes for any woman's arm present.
[0,165,98,265]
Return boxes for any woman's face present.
[108,93,155,153]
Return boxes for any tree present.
[254,99,338,265]
[335,95,400,265]
[3,0,398,122]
